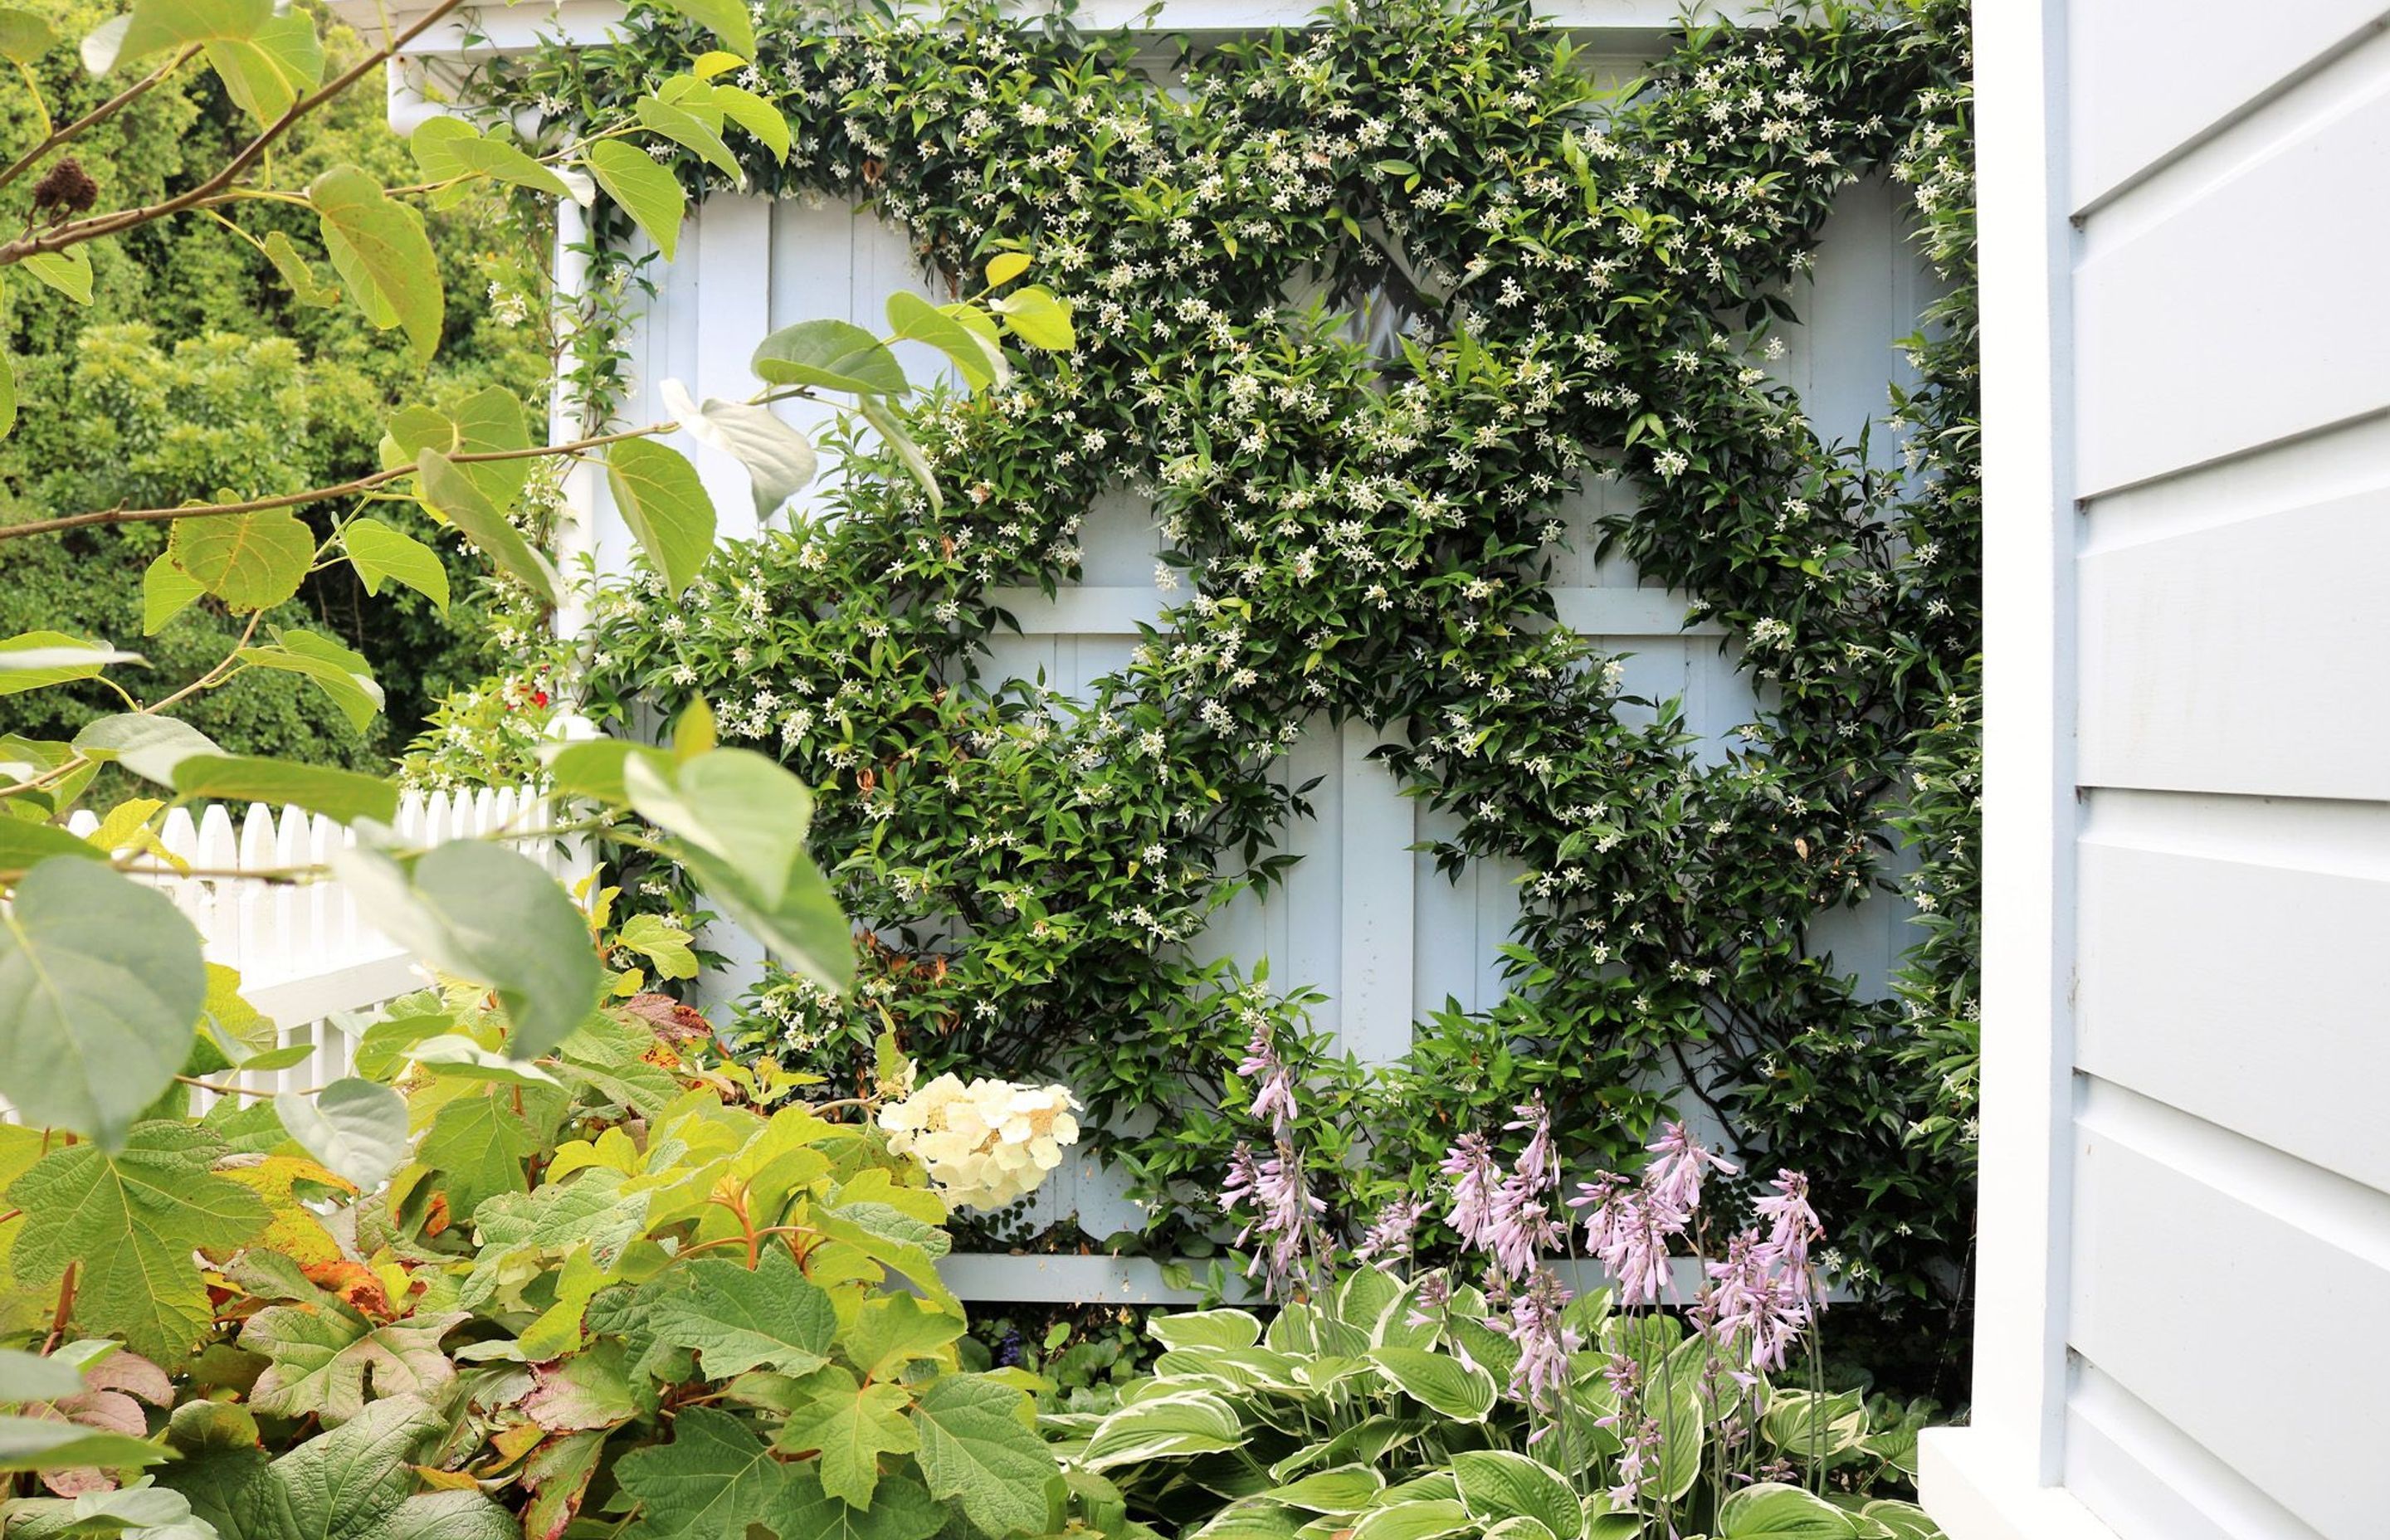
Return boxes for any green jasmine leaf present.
[638,1249,835,1378]
[585,142,687,262]
[602,437,715,595]
[0,862,207,1149]
[170,756,398,825]
[168,508,314,610]
[910,1374,1056,1539]
[7,1122,271,1358]
[343,519,450,612]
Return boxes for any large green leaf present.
[885,291,997,390]
[144,553,205,632]
[642,0,754,57]
[1713,1484,1866,1539]
[910,1374,1055,1539]
[661,381,817,519]
[634,95,743,183]
[331,840,599,1060]
[168,509,314,610]
[603,438,715,595]
[237,630,384,732]
[0,631,140,694]
[417,1090,539,1221]
[71,714,222,787]
[773,1469,944,1540]
[1448,1452,1578,1539]
[1146,1309,1261,1352]
[1080,1391,1244,1469]
[0,1415,172,1474]
[1266,1466,1384,1516]
[408,118,568,198]
[622,750,853,991]
[614,1408,802,1540]
[84,0,271,72]
[7,1121,271,1359]
[171,756,398,826]
[0,860,207,1148]
[273,1077,410,1192]
[777,1366,916,1508]
[750,319,908,395]
[261,231,340,309]
[0,9,56,63]
[205,9,321,124]
[414,451,558,606]
[841,1294,966,1383]
[637,1249,834,1377]
[709,84,790,160]
[1,1479,217,1538]
[161,1393,502,1540]
[0,820,104,872]
[0,1345,87,1402]
[342,519,450,612]
[1344,1501,1472,1540]
[1367,1347,1495,1424]
[988,285,1073,350]
[311,167,443,366]
[239,1303,463,1425]
[584,142,687,261]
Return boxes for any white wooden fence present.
[57,785,588,1106]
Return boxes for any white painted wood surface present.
[597,134,1938,1256]
[1927,4,2390,1538]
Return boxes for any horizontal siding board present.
[2066,0,2389,210]
[2076,490,2390,800]
[2070,1086,2390,1538]
[2077,797,2390,1192]
[2072,41,2390,495]
[2065,1363,2326,1540]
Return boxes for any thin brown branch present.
[0,422,671,541]
[0,46,202,194]
[0,0,472,266]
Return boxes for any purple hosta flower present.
[1485,1172,1564,1280]
[1441,1133,1503,1250]
[1642,1120,1738,1229]
[1597,1352,1661,1508]
[1403,1269,1451,1328]
[1700,1228,1815,1375]
[1226,1143,1326,1300]
[1577,1178,1674,1309]
[1500,1268,1581,1424]
[1753,1168,1823,1277]
[1506,1094,1559,1195]
[1355,1196,1424,1270]
[1239,1024,1299,1135]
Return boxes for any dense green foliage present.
[509,0,1981,1313]
[0,0,550,768]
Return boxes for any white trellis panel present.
[1924,6,2390,1540]
[604,131,1940,1251]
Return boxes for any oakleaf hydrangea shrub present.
[519,0,1980,1313]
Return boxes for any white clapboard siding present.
[608,134,1938,1255]
[12,784,590,1115]
[1924,8,2390,1540]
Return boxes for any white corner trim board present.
[1921,1431,2124,1540]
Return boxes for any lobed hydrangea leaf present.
[6,1122,270,1360]
[635,1248,835,1378]
[238,1306,465,1425]
[908,1374,1055,1539]
[777,1367,916,1508]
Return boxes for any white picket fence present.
[60,784,589,1106]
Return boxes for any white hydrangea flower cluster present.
[877,1070,1082,1211]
